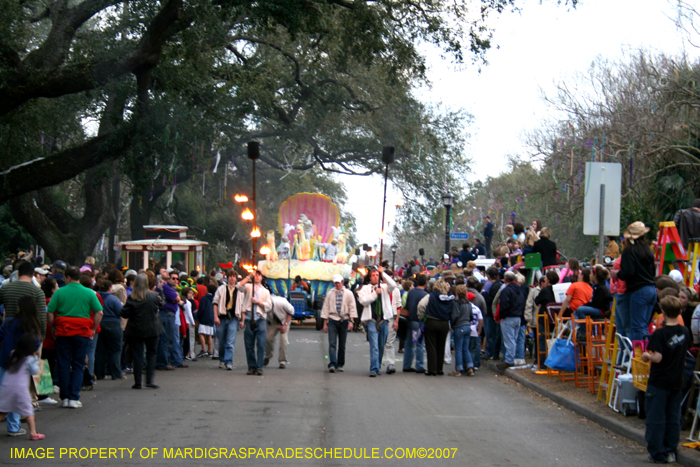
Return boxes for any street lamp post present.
[442,192,453,254]
[379,146,394,264]
[248,141,260,266]
[391,244,397,271]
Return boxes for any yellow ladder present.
[684,239,700,287]
[597,297,618,404]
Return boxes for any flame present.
[242,208,254,220]
[260,245,271,255]
[357,268,367,276]
[251,227,261,238]
[234,194,249,203]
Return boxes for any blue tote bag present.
[544,323,578,372]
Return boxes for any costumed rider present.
[277,237,291,260]
[318,239,339,263]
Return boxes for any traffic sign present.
[450,232,469,240]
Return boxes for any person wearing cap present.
[439,254,450,271]
[34,267,48,285]
[611,222,657,341]
[264,295,295,369]
[49,260,67,288]
[321,274,357,373]
[358,266,397,377]
[483,216,494,258]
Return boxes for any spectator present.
[95,280,124,380]
[531,227,558,268]
[416,279,453,376]
[497,271,525,370]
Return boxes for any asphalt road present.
[0,326,652,466]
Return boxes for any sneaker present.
[62,398,69,408]
[196,351,208,358]
[666,452,677,464]
[369,372,377,377]
[219,362,225,369]
[256,369,263,376]
[38,397,57,406]
[448,371,462,376]
[279,363,286,369]
[513,359,526,366]
[67,400,82,409]
[124,367,134,375]
[226,364,233,371]
[183,356,193,361]
[337,366,343,372]
[8,429,26,437]
[386,365,396,374]
[329,366,336,373]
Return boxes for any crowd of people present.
[0,210,697,462]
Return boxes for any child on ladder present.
[641,296,691,463]
[0,333,45,440]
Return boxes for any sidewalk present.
[484,359,700,467]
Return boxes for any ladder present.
[597,297,618,404]
[684,238,700,288]
[655,221,688,276]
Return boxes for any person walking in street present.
[237,270,272,375]
[497,271,525,370]
[213,270,243,371]
[120,274,161,389]
[417,279,454,376]
[47,266,103,408]
[403,274,428,373]
[610,221,657,341]
[321,274,357,373]
[265,295,295,369]
[483,216,494,258]
[358,266,397,377]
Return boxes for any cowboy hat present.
[623,221,650,241]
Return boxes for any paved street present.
[1,326,651,466]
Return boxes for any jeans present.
[645,383,683,462]
[403,321,425,371]
[171,317,183,368]
[628,285,657,341]
[128,336,157,386]
[327,319,349,369]
[55,335,90,401]
[366,320,389,374]
[244,319,267,370]
[453,325,473,372]
[216,318,239,366]
[95,321,123,379]
[574,306,603,337]
[384,319,397,366]
[157,311,175,368]
[86,332,98,375]
[515,324,527,360]
[0,367,20,433]
[484,316,501,359]
[614,293,630,339]
[469,335,481,368]
[500,317,521,365]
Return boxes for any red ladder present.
[655,222,687,276]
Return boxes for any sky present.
[339,0,693,245]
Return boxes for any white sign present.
[583,162,622,236]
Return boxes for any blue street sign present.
[450,232,469,240]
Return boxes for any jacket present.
[97,291,123,323]
[213,284,244,320]
[420,289,455,321]
[268,296,295,324]
[236,282,272,319]
[617,244,656,294]
[499,282,525,319]
[159,283,179,313]
[405,288,429,322]
[467,288,487,317]
[358,272,397,323]
[524,285,541,326]
[451,298,473,328]
[484,280,502,318]
[674,208,700,250]
[121,292,161,338]
[531,238,558,267]
[321,288,358,321]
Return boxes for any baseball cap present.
[669,269,683,284]
[125,269,137,277]
[443,254,449,260]
[51,260,66,269]
[332,274,344,283]
[34,267,48,275]
[79,265,92,273]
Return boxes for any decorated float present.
[256,193,354,302]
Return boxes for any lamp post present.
[248,141,260,266]
[391,244,397,270]
[379,146,394,263]
[442,192,453,254]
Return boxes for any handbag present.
[412,322,425,343]
[32,359,54,396]
[544,322,578,372]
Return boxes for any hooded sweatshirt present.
[426,289,455,321]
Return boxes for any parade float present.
[256,193,354,300]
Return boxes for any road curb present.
[485,361,700,467]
